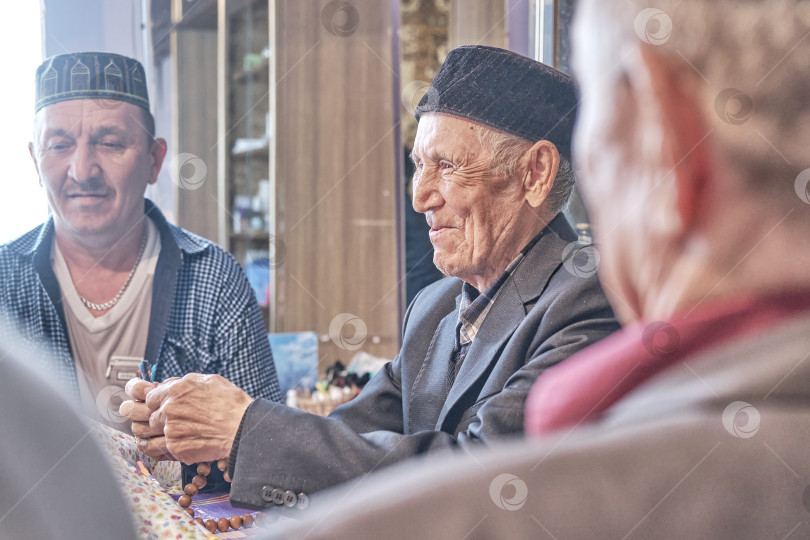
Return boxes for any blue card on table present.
[267,332,319,394]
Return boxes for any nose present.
[411,167,442,214]
[68,142,101,184]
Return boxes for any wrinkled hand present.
[133,373,253,465]
[120,377,176,461]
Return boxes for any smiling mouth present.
[429,226,456,236]
[427,219,447,231]
[426,213,459,234]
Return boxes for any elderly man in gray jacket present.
[122,45,619,509]
[261,0,810,538]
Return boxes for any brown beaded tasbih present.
[177,458,257,534]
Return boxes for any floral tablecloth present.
[91,423,268,539]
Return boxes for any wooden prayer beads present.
[176,459,257,533]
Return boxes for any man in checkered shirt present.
[0,52,281,435]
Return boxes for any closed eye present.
[98,140,124,150]
[45,138,73,152]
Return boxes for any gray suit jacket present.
[230,214,618,508]
[265,311,810,539]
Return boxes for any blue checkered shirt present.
[0,200,281,404]
[451,234,543,382]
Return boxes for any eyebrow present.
[42,125,132,144]
[91,126,129,139]
[41,128,73,140]
[416,147,446,163]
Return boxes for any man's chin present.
[432,253,465,280]
[59,216,115,237]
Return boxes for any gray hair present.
[576,0,810,200]
[473,124,575,216]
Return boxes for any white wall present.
[0,1,47,243]
[42,0,143,60]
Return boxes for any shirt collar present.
[12,199,208,258]
[525,288,810,436]
[456,230,545,347]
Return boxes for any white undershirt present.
[52,219,161,431]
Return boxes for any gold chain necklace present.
[79,231,147,311]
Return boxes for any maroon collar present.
[525,289,810,437]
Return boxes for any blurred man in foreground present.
[0,334,136,539]
[261,1,810,537]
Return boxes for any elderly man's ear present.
[522,140,559,209]
[634,45,712,233]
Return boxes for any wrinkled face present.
[411,113,528,288]
[30,100,161,240]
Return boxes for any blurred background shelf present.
[232,58,269,82]
[230,231,271,241]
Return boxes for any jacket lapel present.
[435,280,526,431]
[408,296,461,432]
[511,213,576,303]
[434,214,577,431]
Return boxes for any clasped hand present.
[118,373,254,465]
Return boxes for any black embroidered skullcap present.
[34,52,150,112]
[415,45,577,159]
